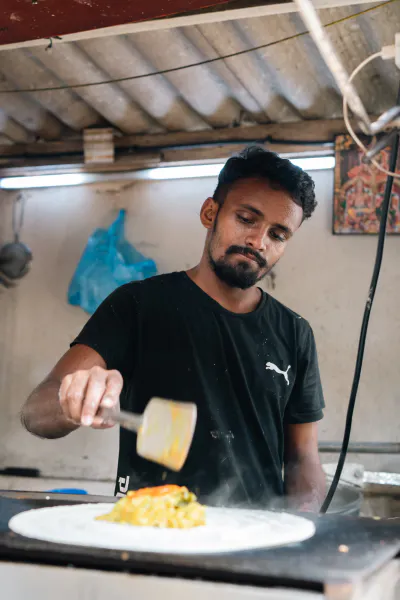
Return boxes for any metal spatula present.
[103,398,197,472]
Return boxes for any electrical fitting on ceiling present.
[294,0,400,179]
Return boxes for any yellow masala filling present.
[96,485,206,529]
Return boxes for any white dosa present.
[9,504,315,554]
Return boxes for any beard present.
[208,243,269,290]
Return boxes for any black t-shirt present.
[72,272,324,507]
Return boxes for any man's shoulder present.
[117,272,183,298]
[265,293,312,332]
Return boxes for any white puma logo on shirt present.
[266,362,291,386]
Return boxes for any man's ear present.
[200,197,219,230]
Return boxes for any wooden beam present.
[0,118,349,155]
[0,0,231,49]
[117,118,350,147]
[0,147,329,177]
[0,0,381,51]
[0,119,359,175]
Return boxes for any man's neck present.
[186,258,262,315]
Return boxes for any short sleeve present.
[284,323,325,424]
[71,283,137,379]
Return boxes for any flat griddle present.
[0,491,399,593]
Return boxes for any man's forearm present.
[284,457,326,512]
[21,378,79,439]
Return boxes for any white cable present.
[343,51,400,179]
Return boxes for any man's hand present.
[59,366,123,429]
[22,345,123,439]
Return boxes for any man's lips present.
[231,250,265,267]
[225,245,267,268]
[234,252,258,264]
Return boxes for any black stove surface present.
[0,492,399,591]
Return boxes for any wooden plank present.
[0,153,162,177]
[116,120,345,147]
[0,0,380,51]
[0,118,363,174]
[0,0,232,48]
[0,118,358,159]
[0,146,331,177]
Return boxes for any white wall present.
[0,170,399,483]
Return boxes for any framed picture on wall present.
[333,134,400,234]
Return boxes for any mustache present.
[225,245,267,269]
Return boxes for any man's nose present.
[245,228,269,253]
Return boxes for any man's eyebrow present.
[239,204,264,217]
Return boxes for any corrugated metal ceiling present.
[0,1,398,144]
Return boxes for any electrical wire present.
[343,51,400,180]
[0,0,396,95]
[320,80,400,514]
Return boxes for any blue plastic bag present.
[68,210,157,314]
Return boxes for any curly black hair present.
[213,145,317,220]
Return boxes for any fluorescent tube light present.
[0,156,335,189]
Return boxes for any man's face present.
[202,177,304,290]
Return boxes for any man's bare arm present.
[21,344,122,439]
[284,422,326,512]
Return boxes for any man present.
[21,146,326,511]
